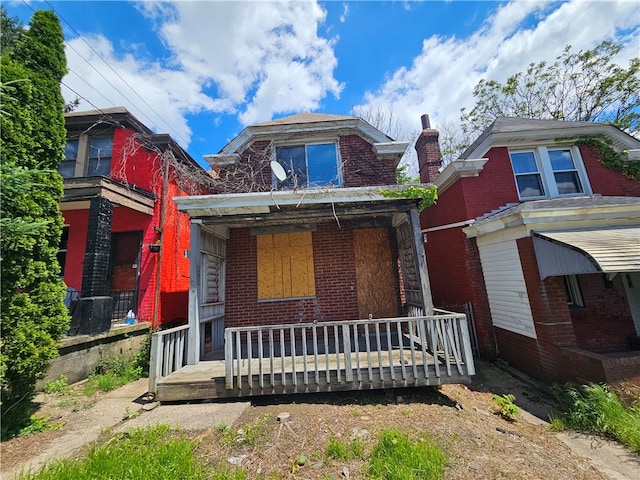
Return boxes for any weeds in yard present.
[492,393,519,421]
[325,436,366,461]
[366,429,446,480]
[17,415,64,437]
[16,425,209,480]
[219,414,273,448]
[551,382,640,453]
[82,355,142,395]
[43,376,72,395]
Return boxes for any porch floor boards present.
[156,350,471,402]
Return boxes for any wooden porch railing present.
[224,310,475,391]
[148,324,189,394]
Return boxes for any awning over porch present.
[533,226,640,279]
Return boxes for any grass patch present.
[82,355,142,396]
[366,429,446,480]
[325,436,366,461]
[17,415,65,437]
[551,383,640,453]
[16,425,210,480]
[219,414,273,448]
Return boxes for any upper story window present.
[509,146,590,199]
[87,136,112,176]
[59,135,113,178]
[273,143,341,189]
[59,140,79,178]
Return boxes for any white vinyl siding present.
[478,240,537,339]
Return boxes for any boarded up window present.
[257,231,315,299]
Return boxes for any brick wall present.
[226,222,369,328]
[579,144,640,196]
[569,273,636,352]
[340,135,397,187]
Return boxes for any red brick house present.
[60,107,207,333]
[150,113,476,400]
[417,115,640,385]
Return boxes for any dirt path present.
[1,361,638,479]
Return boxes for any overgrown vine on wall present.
[379,184,438,213]
[558,135,640,181]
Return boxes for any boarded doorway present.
[353,228,398,319]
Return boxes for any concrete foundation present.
[38,323,150,389]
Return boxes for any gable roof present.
[459,117,640,160]
[206,112,408,167]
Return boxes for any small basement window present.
[563,275,584,308]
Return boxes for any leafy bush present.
[551,383,640,453]
[492,393,519,420]
[43,375,71,395]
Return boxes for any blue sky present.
[6,1,640,169]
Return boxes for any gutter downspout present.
[422,219,475,234]
[152,153,169,330]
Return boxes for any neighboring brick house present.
[60,107,207,333]
[417,115,640,385]
[174,113,435,360]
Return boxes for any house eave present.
[60,176,156,215]
[463,197,640,240]
[435,158,489,193]
[175,184,424,222]
[461,123,640,159]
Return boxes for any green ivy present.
[558,135,640,181]
[379,185,438,213]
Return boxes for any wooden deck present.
[153,313,475,402]
[156,352,471,402]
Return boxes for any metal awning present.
[532,227,640,279]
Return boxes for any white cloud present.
[355,0,640,141]
[62,0,342,147]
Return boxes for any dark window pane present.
[554,171,582,194]
[549,149,575,171]
[87,158,111,176]
[516,174,544,197]
[58,160,76,178]
[89,137,113,158]
[65,140,79,160]
[307,143,339,186]
[276,145,307,188]
[510,152,538,174]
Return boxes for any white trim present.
[434,158,489,193]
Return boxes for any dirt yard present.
[2,360,638,479]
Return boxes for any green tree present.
[460,41,640,138]
[0,10,69,439]
[0,6,23,54]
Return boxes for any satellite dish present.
[270,161,287,182]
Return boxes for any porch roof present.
[174,185,421,225]
[533,226,640,279]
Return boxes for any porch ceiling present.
[175,185,420,226]
[60,177,155,215]
[533,226,640,279]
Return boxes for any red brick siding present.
[225,222,401,328]
[579,144,640,196]
[340,135,396,187]
[569,273,636,352]
[416,130,442,183]
[63,126,193,326]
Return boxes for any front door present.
[110,232,142,318]
[353,228,398,319]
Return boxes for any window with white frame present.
[509,147,590,199]
[273,143,341,189]
[563,275,584,308]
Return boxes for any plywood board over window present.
[353,228,398,319]
[257,231,316,300]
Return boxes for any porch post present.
[187,220,202,364]
[410,208,434,315]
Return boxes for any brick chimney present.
[415,114,442,183]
